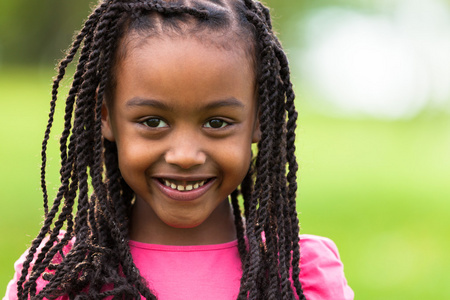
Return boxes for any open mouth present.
[158,178,213,192]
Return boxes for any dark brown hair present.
[17,0,305,299]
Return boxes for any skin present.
[102,33,260,245]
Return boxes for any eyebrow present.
[126,98,172,111]
[203,98,245,110]
[125,97,245,110]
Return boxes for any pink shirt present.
[4,235,354,300]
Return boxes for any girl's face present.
[102,34,260,244]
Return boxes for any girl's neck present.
[129,198,237,246]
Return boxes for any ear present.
[252,116,261,143]
[101,102,115,142]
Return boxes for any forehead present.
[110,28,257,94]
[126,33,247,65]
[114,37,255,106]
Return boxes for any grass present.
[1,66,449,298]
[297,112,450,299]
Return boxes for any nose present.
[164,134,207,169]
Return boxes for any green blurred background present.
[1,0,449,299]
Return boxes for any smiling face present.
[102,34,259,245]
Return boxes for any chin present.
[165,218,204,229]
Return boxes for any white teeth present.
[162,179,208,191]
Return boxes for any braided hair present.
[17,0,305,299]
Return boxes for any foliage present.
[0,0,92,64]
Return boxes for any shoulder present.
[4,231,74,300]
[298,234,354,300]
[299,234,342,263]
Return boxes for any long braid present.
[85,7,140,298]
[17,9,101,298]
[236,1,305,299]
[17,3,106,299]
[267,50,292,299]
[39,5,103,218]
[19,0,305,299]
[238,3,277,298]
[230,189,246,265]
[272,40,305,299]
[268,36,299,299]
[259,49,281,300]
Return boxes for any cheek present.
[219,137,253,182]
[116,141,154,186]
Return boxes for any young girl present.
[5,0,353,299]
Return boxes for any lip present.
[153,174,214,182]
[153,177,216,201]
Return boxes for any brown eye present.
[205,119,228,129]
[142,118,168,128]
